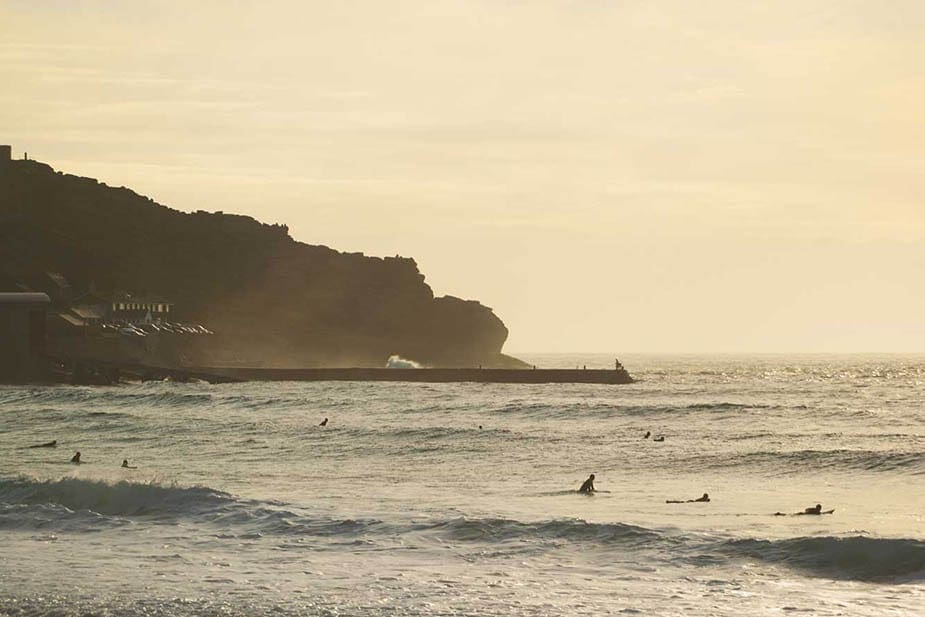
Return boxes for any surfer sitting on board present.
[70,451,81,464]
[578,474,596,493]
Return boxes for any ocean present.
[1,354,923,616]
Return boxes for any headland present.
[0,147,633,384]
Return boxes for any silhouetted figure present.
[667,493,710,504]
[121,459,137,469]
[643,431,651,439]
[775,504,834,516]
[478,425,483,430]
[29,440,57,448]
[578,474,596,493]
[319,418,328,426]
[653,436,665,442]
[70,451,81,464]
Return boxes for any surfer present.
[667,493,710,503]
[319,418,328,426]
[121,459,137,469]
[643,431,650,439]
[70,451,81,464]
[653,435,665,442]
[578,474,596,493]
[774,504,833,516]
[29,440,57,448]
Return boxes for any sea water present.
[1,354,923,616]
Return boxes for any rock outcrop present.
[0,159,526,368]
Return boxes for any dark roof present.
[45,272,71,289]
[0,292,51,306]
[55,313,86,327]
[71,305,105,319]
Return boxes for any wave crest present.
[427,516,659,546]
[719,535,925,582]
[0,476,233,517]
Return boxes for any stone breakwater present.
[189,366,635,384]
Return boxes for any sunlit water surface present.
[1,354,923,616]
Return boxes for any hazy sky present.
[2,1,923,352]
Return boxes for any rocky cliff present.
[0,158,525,368]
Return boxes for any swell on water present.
[685,449,925,475]
[2,476,923,583]
[717,535,925,582]
[426,516,660,546]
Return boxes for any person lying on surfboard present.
[774,503,834,516]
[666,493,710,503]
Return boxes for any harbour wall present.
[190,367,634,384]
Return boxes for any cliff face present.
[0,159,525,368]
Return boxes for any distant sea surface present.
[1,354,923,616]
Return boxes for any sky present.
[2,0,923,353]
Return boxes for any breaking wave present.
[2,476,922,582]
[386,355,423,369]
[0,476,234,518]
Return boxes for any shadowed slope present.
[0,159,525,368]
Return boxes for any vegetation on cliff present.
[0,159,525,368]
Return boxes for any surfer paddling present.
[797,504,827,515]
[774,504,834,516]
[121,459,137,469]
[667,493,710,504]
[29,440,57,448]
[578,474,596,494]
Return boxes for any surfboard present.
[28,440,57,448]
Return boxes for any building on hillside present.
[42,272,73,306]
[68,291,111,326]
[0,292,50,382]
[109,292,174,323]
[69,290,174,326]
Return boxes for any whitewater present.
[1,354,923,616]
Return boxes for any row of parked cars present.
[101,322,214,337]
